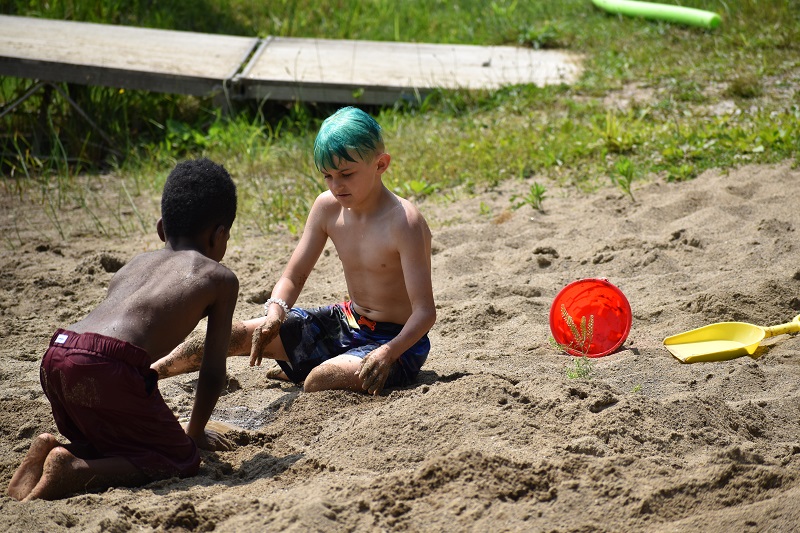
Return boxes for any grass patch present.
[1,1,799,241]
[566,356,594,380]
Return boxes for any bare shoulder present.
[313,190,342,214]
[114,249,237,295]
[158,252,239,319]
[132,248,234,276]
[190,253,239,290]
[389,195,431,238]
[204,256,238,281]
[309,190,345,231]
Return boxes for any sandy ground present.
[0,161,799,532]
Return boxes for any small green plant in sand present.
[726,72,763,99]
[549,304,596,359]
[395,179,440,199]
[566,356,594,380]
[632,384,642,393]
[612,156,636,202]
[666,163,697,182]
[511,182,546,211]
[601,110,634,154]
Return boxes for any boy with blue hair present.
[154,107,436,395]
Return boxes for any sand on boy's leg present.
[152,319,284,379]
[266,365,290,381]
[9,429,164,503]
[15,442,145,501]
[303,354,364,393]
[7,433,60,500]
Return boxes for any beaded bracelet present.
[264,297,290,317]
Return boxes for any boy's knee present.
[303,364,349,393]
[302,367,329,392]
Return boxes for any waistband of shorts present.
[339,300,406,335]
[49,329,150,368]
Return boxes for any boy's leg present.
[303,354,364,393]
[152,317,287,378]
[7,433,60,500]
[23,446,146,501]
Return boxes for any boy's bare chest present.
[328,222,399,272]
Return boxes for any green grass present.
[1,1,799,241]
[566,356,594,380]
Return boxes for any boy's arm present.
[250,194,331,365]
[358,209,436,395]
[185,268,239,449]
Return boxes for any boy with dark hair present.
[153,107,436,396]
[7,158,240,501]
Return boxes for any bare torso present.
[68,249,235,362]
[325,192,431,325]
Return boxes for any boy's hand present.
[357,349,393,396]
[183,421,236,451]
[250,317,281,366]
[196,428,235,451]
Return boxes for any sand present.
[1,162,799,532]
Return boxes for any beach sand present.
[1,162,798,531]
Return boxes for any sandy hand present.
[250,317,281,367]
[192,420,239,451]
[357,351,392,396]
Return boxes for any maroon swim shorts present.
[40,329,200,479]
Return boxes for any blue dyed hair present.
[313,107,384,171]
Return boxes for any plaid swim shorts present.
[276,301,429,387]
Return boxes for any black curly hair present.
[161,158,237,239]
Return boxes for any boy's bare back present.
[7,158,239,502]
[69,248,238,363]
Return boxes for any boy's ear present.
[156,218,166,242]
[375,152,391,175]
[211,224,229,249]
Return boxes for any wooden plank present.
[0,15,258,95]
[0,15,583,105]
[237,37,582,105]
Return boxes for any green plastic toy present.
[592,0,721,29]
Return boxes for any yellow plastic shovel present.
[664,314,800,363]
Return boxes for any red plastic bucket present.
[549,278,631,358]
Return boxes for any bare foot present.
[23,446,82,501]
[266,365,290,382]
[7,433,60,501]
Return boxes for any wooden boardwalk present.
[0,15,582,105]
[0,15,258,96]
